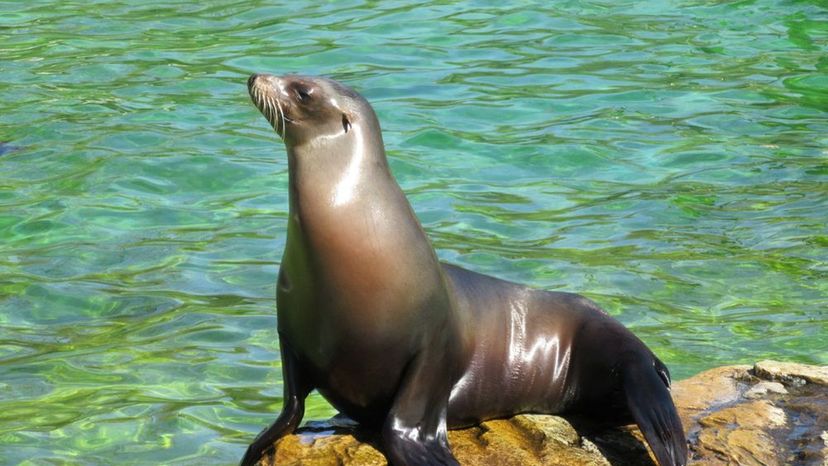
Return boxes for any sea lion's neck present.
[283,126,431,257]
[282,124,445,307]
[286,126,392,213]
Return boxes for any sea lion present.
[241,73,688,466]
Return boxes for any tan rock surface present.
[255,361,828,466]
[754,359,828,386]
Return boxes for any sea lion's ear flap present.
[342,114,352,133]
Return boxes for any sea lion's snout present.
[247,73,261,90]
[248,73,289,137]
[247,73,278,92]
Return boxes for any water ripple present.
[1,0,826,464]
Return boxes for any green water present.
[1,0,827,464]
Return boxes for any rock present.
[754,360,828,386]
[254,361,828,466]
[694,399,785,465]
[744,381,788,399]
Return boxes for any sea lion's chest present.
[277,252,418,418]
[275,227,427,369]
[275,188,451,413]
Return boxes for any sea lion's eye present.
[342,114,351,133]
[295,87,311,102]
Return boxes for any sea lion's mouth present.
[248,74,294,137]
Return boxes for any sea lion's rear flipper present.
[240,338,314,466]
[381,351,460,466]
[623,358,688,466]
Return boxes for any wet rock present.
[254,360,828,466]
[744,381,787,399]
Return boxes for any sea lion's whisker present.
[276,98,287,134]
[268,94,278,131]
[262,93,276,130]
[254,88,266,120]
[260,93,270,120]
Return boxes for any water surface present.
[1,1,826,464]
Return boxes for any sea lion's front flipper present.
[381,351,459,466]
[624,357,688,466]
[240,337,313,466]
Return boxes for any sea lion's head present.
[248,73,376,148]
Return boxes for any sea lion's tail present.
[623,357,688,466]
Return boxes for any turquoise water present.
[1,1,827,464]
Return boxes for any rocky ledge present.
[254,360,828,465]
